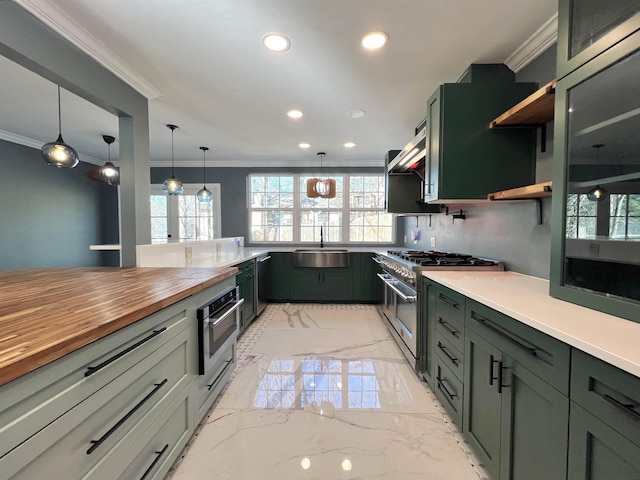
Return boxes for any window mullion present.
[342,175,349,242]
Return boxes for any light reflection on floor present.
[253,358,382,409]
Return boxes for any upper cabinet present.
[422,66,538,203]
[551,17,640,322]
[557,0,640,78]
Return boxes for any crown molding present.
[14,0,162,99]
[505,14,558,73]
[0,129,103,165]
[149,158,384,168]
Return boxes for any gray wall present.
[150,166,401,244]
[402,46,557,278]
[0,140,114,269]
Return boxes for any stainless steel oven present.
[376,271,418,370]
[374,250,505,375]
[197,286,244,375]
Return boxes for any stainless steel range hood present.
[386,127,426,174]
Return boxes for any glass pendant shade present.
[587,185,609,202]
[587,143,607,202]
[163,124,183,196]
[163,176,183,195]
[98,162,119,185]
[197,146,212,202]
[42,86,79,168]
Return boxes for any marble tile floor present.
[169,304,488,480]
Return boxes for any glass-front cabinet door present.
[557,0,640,78]
[551,31,640,322]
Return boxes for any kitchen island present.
[0,266,238,480]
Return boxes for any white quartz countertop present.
[140,247,387,269]
[422,271,640,378]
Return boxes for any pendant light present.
[163,124,183,196]
[41,85,79,168]
[587,144,609,202]
[306,152,336,199]
[86,135,119,185]
[197,146,212,202]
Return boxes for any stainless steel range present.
[374,250,505,373]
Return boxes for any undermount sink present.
[292,249,350,268]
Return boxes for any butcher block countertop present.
[0,267,237,387]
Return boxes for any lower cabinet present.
[291,269,353,301]
[568,349,640,479]
[236,259,256,334]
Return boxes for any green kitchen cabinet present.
[351,253,381,303]
[290,268,353,302]
[423,78,537,202]
[265,252,290,301]
[463,301,570,480]
[236,259,256,334]
[567,349,640,479]
[556,0,640,78]
[550,30,640,323]
[419,277,437,386]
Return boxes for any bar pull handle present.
[87,379,168,454]
[140,444,169,480]
[489,354,498,386]
[437,342,459,366]
[258,255,271,263]
[436,377,457,400]
[604,394,640,421]
[438,293,459,309]
[85,328,167,377]
[207,359,233,391]
[437,317,460,337]
[497,361,505,394]
[471,312,537,356]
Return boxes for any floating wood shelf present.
[488,181,552,201]
[490,80,557,128]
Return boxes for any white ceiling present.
[2,0,558,167]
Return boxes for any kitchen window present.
[249,174,394,244]
[150,185,221,243]
[566,193,640,239]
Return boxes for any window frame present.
[248,173,395,245]
[150,184,222,243]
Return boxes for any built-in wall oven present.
[197,286,244,375]
[374,250,505,375]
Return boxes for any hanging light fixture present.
[41,85,79,168]
[587,143,609,202]
[163,124,183,196]
[86,135,119,185]
[197,146,212,202]
[306,152,336,199]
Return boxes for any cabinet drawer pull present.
[603,394,640,421]
[438,293,459,309]
[489,354,498,386]
[207,359,233,391]
[437,342,458,366]
[140,444,169,480]
[436,377,458,400]
[437,317,460,337]
[471,313,537,356]
[87,379,168,454]
[85,328,167,377]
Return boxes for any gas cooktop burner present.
[386,249,504,269]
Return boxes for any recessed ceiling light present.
[347,109,366,119]
[299,142,311,149]
[262,33,291,52]
[344,142,356,148]
[362,31,388,49]
[287,110,303,119]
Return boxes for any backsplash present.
[402,198,552,278]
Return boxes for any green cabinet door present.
[322,270,353,301]
[463,328,503,478]
[424,81,536,202]
[568,402,640,480]
[419,277,437,386]
[499,357,569,480]
[291,270,324,301]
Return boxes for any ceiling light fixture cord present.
[163,124,183,195]
[57,85,62,136]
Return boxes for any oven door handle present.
[372,256,383,264]
[376,273,416,302]
[208,298,245,327]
